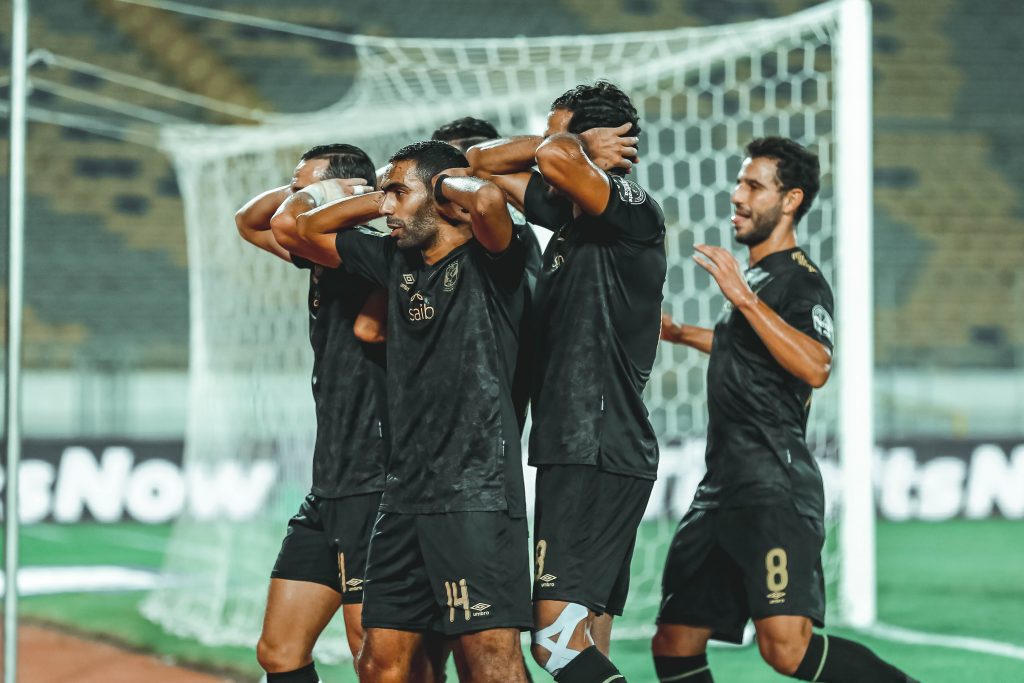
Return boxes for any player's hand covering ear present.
[693,244,756,308]
[431,168,473,222]
[580,123,638,173]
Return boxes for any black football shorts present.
[532,464,655,616]
[360,510,533,636]
[271,491,381,604]
[657,503,826,643]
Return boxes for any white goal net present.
[143,0,873,660]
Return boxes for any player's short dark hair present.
[551,80,641,139]
[431,117,500,152]
[388,140,470,189]
[745,137,821,224]
[300,143,378,189]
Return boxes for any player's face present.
[289,158,329,192]
[380,160,439,250]
[731,156,785,246]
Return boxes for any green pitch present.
[13,519,1024,682]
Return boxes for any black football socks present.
[654,653,715,682]
[266,662,320,683]
[793,634,918,683]
[555,646,625,683]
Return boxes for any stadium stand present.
[0,0,1021,378]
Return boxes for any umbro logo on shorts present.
[538,573,557,587]
[767,591,786,605]
[346,578,364,591]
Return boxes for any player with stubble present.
[469,81,667,683]
[655,137,918,683]
[273,139,533,683]
[235,144,387,682]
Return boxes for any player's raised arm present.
[270,179,382,268]
[465,136,543,211]
[694,244,832,387]
[534,126,637,216]
[433,170,514,253]
[235,185,294,261]
[660,311,714,354]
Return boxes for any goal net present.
[142,0,872,660]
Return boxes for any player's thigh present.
[590,612,613,656]
[359,627,424,679]
[341,603,363,660]
[418,511,533,637]
[656,507,750,645]
[533,465,653,614]
[718,505,826,628]
[456,627,528,683]
[260,578,342,656]
[361,511,436,632]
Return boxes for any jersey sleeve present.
[600,173,665,243]
[480,233,527,293]
[523,171,573,229]
[335,227,395,288]
[778,274,836,351]
[290,254,314,270]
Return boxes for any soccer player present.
[654,137,918,683]
[433,116,545,435]
[234,144,387,682]
[432,116,544,291]
[273,139,533,683]
[468,81,667,683]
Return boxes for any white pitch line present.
[861,623,1024,662]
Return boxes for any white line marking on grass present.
[862,623,1024,661]
[0,565,166,595]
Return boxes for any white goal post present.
[142,0,875,658]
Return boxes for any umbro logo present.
[538,574,557,582]
[403,273,415,285]
[538,573,557,587]
[767,591,786,605]
[470,602,491,612]
[346,578,364,588]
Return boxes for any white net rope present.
[143,2,845,658]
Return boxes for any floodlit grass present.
[12,519,1024,682]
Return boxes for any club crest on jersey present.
[442,260,460,292]
[812,305,834,344]
[613,177,647,205]
[407,292,435,322]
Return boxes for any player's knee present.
[757,634,805,676]
[256,635,309,673]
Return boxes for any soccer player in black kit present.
[275,139,533,683]
[234,144,387,682]
[469,81,666,683]
[655,137,917,683]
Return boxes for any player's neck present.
[421,224,472,265]
[748,225,797,266]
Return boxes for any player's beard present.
[392,201,438,250]
[735,201,783,246]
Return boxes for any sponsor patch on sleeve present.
[612,177,647,205]
[812,304,834,345]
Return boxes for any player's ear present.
[783,187,804,216]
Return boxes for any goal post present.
[835,0,875,629]
[142,0,875,658]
